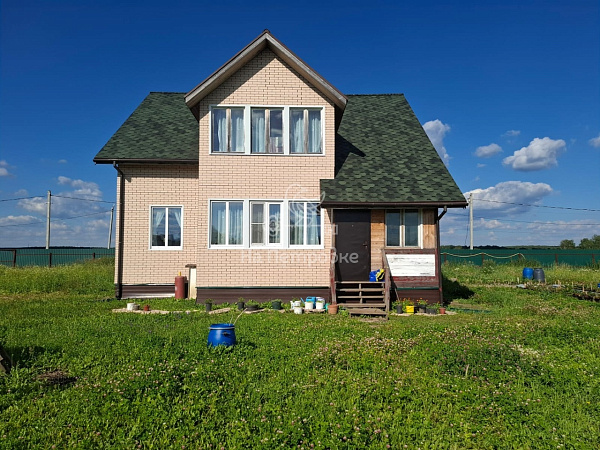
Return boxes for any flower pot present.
[205,303,212,312]
[426,307,437,315]
[417,305,427,313]
[246,305,259,312]
[293,306,304,314]
[143,304,150,312]
[272,300,282,310]
[396,305,403,314]
[237,302,245,311]
[439,307,446,315]
[315,301,325,310]
[405,305,414,315]
[328,304,338,315]
[305,301,314,310]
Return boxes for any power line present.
[473,198,600,212]
[0,209,113,228]
[52,195,115,204]
[445,212,600,226]
[0,196,43,202]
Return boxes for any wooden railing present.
[381,249,391,312]
[330,247,337,304]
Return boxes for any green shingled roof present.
[320,94,467,206]
[93,92,198,163]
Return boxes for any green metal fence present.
[440,249,598,267]
[0,248,115,267]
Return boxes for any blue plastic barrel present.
[523,267,534,280]
[207,323,236,347]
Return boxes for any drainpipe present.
[113,162,125,299]
[436,206,448,303]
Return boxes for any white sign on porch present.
[386,254,436,277]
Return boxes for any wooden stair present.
[335,281,388,316]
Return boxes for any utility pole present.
[469,193,474,250]
[45,190,51,249]
[107,205,115,249]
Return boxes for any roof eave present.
[319,200,468,209]
[93,158,198,165]
[184,30,347,111]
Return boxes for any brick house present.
[94,31,467,309]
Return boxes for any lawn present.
[1,260,599,449]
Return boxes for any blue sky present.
[1,0,599,247]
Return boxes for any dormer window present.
[210,105,323,155]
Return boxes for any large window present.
[210,201,244,246]
[289,201,321,246]
[209,200,322,248]
[150,206,182,249]
[290,108,322,154]
[385,209,420,247]
[210,105,322,155]
[251,108,283,154]
[212,107,245,153]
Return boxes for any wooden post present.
[12,249,17,268]
[555,253,558,265]
[49,252,53,268]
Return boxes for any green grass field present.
[1,260,599,449]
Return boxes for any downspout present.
[113,162,125,299]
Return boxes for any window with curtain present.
[290,108,322,154]
[210,201,244,246]
[150,206,182,249]
[250,202,281,246]
[251,108,283,154]
[385,209,421,247]
[211,107,245,153]
[289,201,321,246]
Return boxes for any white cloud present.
[503,130,521,137]
[465,181,553,215]
[589,133,600,148]
[502,137,566,171]
[423,120,451,166]
[475,143,502,158]
[58,159,68,164]
[17,176,106,219]
[0,160,12,177]
[0,215,41,226]
[476,163,486,168]
[13,189,29,197]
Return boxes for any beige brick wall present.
[116,164,199,285]
[195,49,336,287]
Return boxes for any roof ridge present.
[346,93,406,97]
[149,91,187,94]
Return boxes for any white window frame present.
[288,201,323,248]
[209,105,324,156]
[208,200,323,249]
[149,205,183,250]
[209,200,245,247]
[250,201,283,248]
[385,209,422,248]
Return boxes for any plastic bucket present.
[305,302,314,310]
[533,268,545,283]
[293,307,304,314]
[405,305,414,315]
[523,267,534,280]
[207,323,236,347]
[369,270,378,282]
[315,301,325,310]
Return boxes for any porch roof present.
[320,94,468,208]
[93,92,198,164]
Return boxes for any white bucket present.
[291,300,302,308]
[315,301,325,310]
[127,303,139,311]
[305,301,314,310]
[293,306,304,314]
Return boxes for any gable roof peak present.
[185,31,347,111]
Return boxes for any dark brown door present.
[334,209,371,281]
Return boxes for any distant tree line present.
[560,234,600,250]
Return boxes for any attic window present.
[212,107,245,153]
[385,209,421,247]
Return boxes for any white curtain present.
[169,207,182,246]
[232,109,245,152]
[213,109,227,152]
[229,202,244,245]
[211,203,226,245]
[251,110,266,153]
[152,208,166,246]
[289,202,304,245]
[308,110,321,153]
[306,202,320,245]
[268,204,281,244]
[290,110,304,153]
